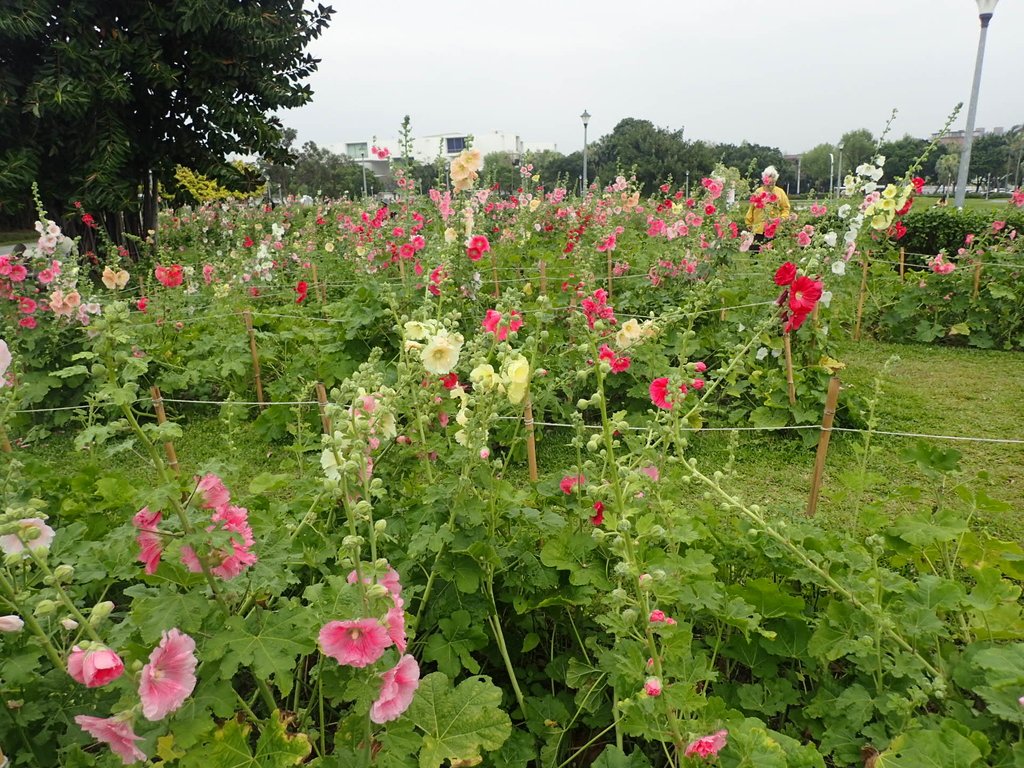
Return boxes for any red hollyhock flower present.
[763,219,779,239]
[789,275,823,314]
[295,281,309,303]
[911,177,925,195]
[243,236,254,248]
[773,262,797,286]
[896,197,914,216]
[439,373,459,390]
[590,501,604,526]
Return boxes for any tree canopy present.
[0,0,333,233]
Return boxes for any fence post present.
[899,247,906,281]
[242,310,266,409]
[806,376,841,517]
[853,252,870,341]
[524,396,539,482]
[783,333,796,405]
[150,386,180,475]
[972,259,982,301]
[310,263,327,305]
[315,382,332,435]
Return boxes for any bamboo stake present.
[242,310,266,409]
[972,260,982,300]
[524,396,539,482]
[150,386,180,475]
[783,333,796,405]
[806,376,842,518]
[720,298,727,322]
[310,263,326,305]
[315,382,332,435]
[853,253,870,341]
[0,426,12,453]
[898,247,905,281]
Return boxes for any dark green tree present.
[800,143,836,193]
[837,129,876,177]
[879,134,931,182]
[0,0,333,242]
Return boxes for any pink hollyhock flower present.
[640,465,659,482]
[370,654,420,724]
[68,646,125,688]
[75,715,147,765]
[139,628,198,721]
[180,504,257,580]
[0,614,24,632]
[644,677,662,696]
[649,610,667,623]
[796,230,812,247]
[0,517,55,555]
[1012,189,1024,207]
[386,606,407,652]
[202,264,214,284]
[154,264,183,288]
[132,507,163,575]
[650,377,687,410]
[560,474,585,494]
[590,501,604,526]
[468,235,490,254]
[685,729,729,758]
[319,618,392,667]
[195,473,230,510]
[694,361,707,373]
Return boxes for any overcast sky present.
[283,0,1023,155]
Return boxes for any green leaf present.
[876,723,984,767]
[407,672,511,768]
[186,710,311,767]
[591,745,653,767]
[204,602,317,696]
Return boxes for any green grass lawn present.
[15,338,1024,543]
[0,230,34,247]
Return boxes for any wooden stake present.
[150,386,180,475]
[720,298,727,322]
[242,310,266,409]
[783,333,796,405]
[315,382,332,435]
[898,247,905,281]
[310,263,326,305]
[972,260,982,300]
[853,254,870,341]
[806,376,842,518]
[539,260,547,296]
[0,426,12,453]
[524,396,539,482]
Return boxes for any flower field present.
[1,155,1024,767]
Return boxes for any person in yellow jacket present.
[744,165,791,246]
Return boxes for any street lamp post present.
[828,153,835,197]
[955,0,1000,208]
[580,109,591,195]
[361,162,368,197]
[796,155,802,195]
[836,142,844,197]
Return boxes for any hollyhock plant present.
[75,715,147,765]
[195,473,230,510]
[295,280,309,303]
[319,618,392,667]
[154,264,183,288]
[132,507,163,574]
[685,729,729,759]
[598,344,630,373]
[644,677,663,697]
[139,628,198,721]
[482,309,524,341]
[0,339,10,383]
[370,654,420,724]
[590,501,604,526]
[180,503,257,580]
[789,275,823,315]
[649,377,687,411]
[67,645,125,688]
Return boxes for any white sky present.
[283,0,1024,155]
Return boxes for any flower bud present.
[366,584,389,600]
[89,601,115,625]
[621,608,638,624]
[34,599,59,617]
[53,564,75,582]
[374,519,387,534]
[61,618,79,630]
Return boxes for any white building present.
[328,130,557,182]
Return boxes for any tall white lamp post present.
[954,0,1000,208]
[581,109,591,195]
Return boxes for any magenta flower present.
[319,618,392,667]
[560,474,585,494]
[370,654,420,724]
[685,729,728,759]
[644,677,662,697]
[132,507,163,575]
[139,629,198,721]
[67,645,125,688]
[180,503,257,580]
[0,517,55,555]
[75,715,147,765]
[195,473,230,509]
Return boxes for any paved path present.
[0,243,29,256]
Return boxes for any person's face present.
[763,176,776,189]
